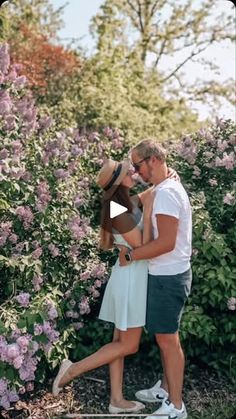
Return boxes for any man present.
[119,139,192,419]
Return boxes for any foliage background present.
[0,0,235,411]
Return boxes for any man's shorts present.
[146,268,192,334]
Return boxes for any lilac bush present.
[0,43,125,408]
[169,119,236,376]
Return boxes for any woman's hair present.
[99,185,133,250]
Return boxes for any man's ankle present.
[171,400,183,410]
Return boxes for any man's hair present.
[131,139,167,162]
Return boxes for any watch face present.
[125,252,131,262]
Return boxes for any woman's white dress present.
[98,207,148,331]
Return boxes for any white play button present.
[110,201,128,219]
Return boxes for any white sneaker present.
[145,398,187,419]
[135,379,169,403]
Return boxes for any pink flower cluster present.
[35,180,52,212]
[68,215,90,240]
[0,378,19,410]
[15,293,30,308]
[0,221,15,247]
[177,135,198,165]
[227,297,236,311]
[215,152,235,170]
[15,206,34,230]
[48,243,61,257]
[223,192,235,206]
[32,274,44,291]
[79,296,91,315]
[0,333,40,408]
[33,320,59,354]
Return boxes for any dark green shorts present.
[146,268,192,334]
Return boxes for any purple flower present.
[71,145,83,156]
[74,195,84,208]
[0,379,8,396]
[0,149,9,160]
[73,322,84,331]
[48,306,58,320]
[90,264,106,278]
[7,343,20,359]
[14,75,27,88]
[48,243,61,257]
[0,91,12,116]
[34,324,43,335]
[31,247,43,259]
[0,394,10,410]
[68,245,80,258]
[13,355,24,369]
[0,44,10,74]
[79,296,90,315]
[16,336,30,349]
[68,216,89,240]
[8,233,18,243]
[80,271,90,281]
[15,206,34,229]
[223,192,235,205]
[32,274,43,291]
[15,292,30,308]
[38,116,53,131]
[35,181,52,212]
[54,169,69,179]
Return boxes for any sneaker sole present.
[135,392,164,403]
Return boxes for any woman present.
[52,158,173,413]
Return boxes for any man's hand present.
[116,245,130,266]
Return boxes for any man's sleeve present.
[153,189,180,219]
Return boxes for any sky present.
[51,0,235,121]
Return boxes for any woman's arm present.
[142,191,155,245]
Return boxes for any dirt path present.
[1,361,235,419]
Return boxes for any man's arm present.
[119,214,178,265]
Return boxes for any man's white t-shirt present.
[148,178,192,275]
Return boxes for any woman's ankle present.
[110,395,124,405]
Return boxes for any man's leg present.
[155,332,185,409]
[159,348,169,393]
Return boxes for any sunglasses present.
[132,156,151,172]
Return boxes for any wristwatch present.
[125,250,132,262]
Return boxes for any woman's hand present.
[116,245,130,266]
[167,167,180,181]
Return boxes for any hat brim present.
[103,159,130,200]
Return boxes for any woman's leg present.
[109,328,142,409]
[109,328,124,403]
[58,327,142,388]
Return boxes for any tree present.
[9,24,80,104]
[0,0,64,39]
[73,1,199,142]
[0,0,80,109]
[91,0,235,113]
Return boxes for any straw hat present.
[96,158,131,199]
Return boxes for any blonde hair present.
[131,139,166,161]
